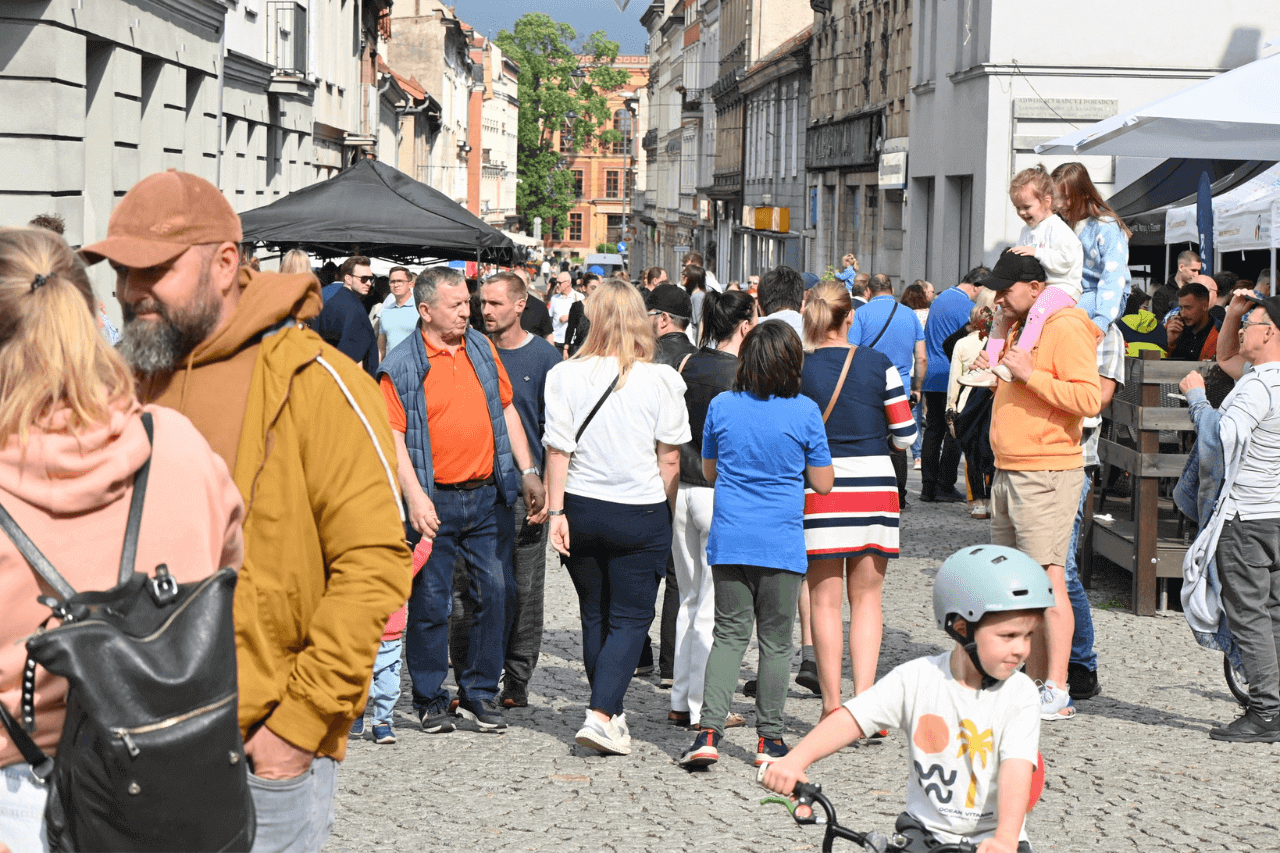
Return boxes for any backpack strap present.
[0,699,52,779]
[118,411,154,585]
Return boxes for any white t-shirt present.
[543,356,691,504]
[548,291,583,344]
[1019,214,1083,301]
[843,653,1040,846]
[704,269,723,293]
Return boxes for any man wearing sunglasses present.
[317,254,379,376]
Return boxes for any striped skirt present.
[803,455,900,561]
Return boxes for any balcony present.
[266,2,307,76]
[681,88,703,112]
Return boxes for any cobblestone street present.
[328,471,1278,852]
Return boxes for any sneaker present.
[456,697,508,732]
[958,367,996,388]
[658,676,674,689]
[371,722,396,744]
[1209,708,1280,742]
[742,679,757,698]
[418,699,456,734]
[498,686,528,709]
[1039,681,1076,721]
[678,729,720,768]
[970,503,990,520]
[349,716,365,737]
[795,660,821,694]
[755,736,790,767]
[934,489,966,504]
[635,644,655,677]
[575,710,632,755]
[992,363,1014,383]
[913,458,922,470]
[1067,663,1101,700]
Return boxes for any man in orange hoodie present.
[983,249,1101,726]
[82,170,411,853]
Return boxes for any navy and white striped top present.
[800,346,918,457]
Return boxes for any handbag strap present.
[0,699,52,778]
[823,347,856,424]
[575,374,619,442]
[0,412,154,601]
[867,301,899,349]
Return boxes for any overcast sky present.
[449,0,650,56]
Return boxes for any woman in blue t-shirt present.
[678,321,833,770]
[800,281,918,722]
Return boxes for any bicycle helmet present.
[933,545,1055,688]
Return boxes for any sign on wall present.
[878,151,907,189]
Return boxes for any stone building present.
[1,0,391,316]
[806,0,912,285]
[463,34,519,231]
[906,0,1277,288]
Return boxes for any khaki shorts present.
[990,468,1085,567]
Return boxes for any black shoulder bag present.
[575,374,620,442]
[0,413,254,852]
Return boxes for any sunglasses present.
[354,275,374,284]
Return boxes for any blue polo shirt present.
[922,287,975,393]
[849,294,924,388]
[379,296,419,356]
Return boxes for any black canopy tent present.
[239,159,518,264]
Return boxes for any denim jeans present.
[248,757,337,853]
[911,399,925,458]
[408,483,514,709]
[367,638,403,723]
[563,493,671,717]
[921,390,960,497]
[1063,467,1097,670]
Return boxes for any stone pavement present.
[327,469,1274,852]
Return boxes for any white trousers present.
[670,483,717,724]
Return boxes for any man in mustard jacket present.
[84,170,411,853]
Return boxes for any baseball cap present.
[648,284,692,320]
[1242,292,1280,327]
[984,249,1048,291]
[81,169,243,268]
[801,271,821,290]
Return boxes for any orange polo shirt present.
[380,329,514,484]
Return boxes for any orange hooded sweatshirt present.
[137,267,411,761]
[990,307,1102,471]
[0,403,243,768]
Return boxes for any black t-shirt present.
[521,294,554,339]
[1168,318,1215,361]
[678,348,738,485]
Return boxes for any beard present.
[117,264,222,374]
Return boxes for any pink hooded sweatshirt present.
[0,402,243,769]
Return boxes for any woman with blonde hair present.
[543,279,691,756]
[0,228,243,850]
[278,248,312,275]
[799,280,917,723]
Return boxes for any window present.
[573,170,584,198]
[606,214,623,244]
[606,170,620,198]
[559,124,575,153]
[569,212,583,242]
[611,109,632,155]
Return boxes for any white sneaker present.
[958,368,996,388]
[575,709,632,755]
[1039,681,1076,721]
[1082,414,1102,430]
[970,502,989,519]
[992,363,1014,383]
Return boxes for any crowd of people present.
[2,161,1279,853]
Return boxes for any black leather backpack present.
[0,413,254,852]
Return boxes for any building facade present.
[806,0,912,285]
[543,55,649,262]
[2,0,392,318]
[906,0,1277,289]
[476,38,520,231]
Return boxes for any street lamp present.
[621,94,639,280]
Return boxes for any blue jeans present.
[1063,467,1097,671]
[911,399,925,458]
[406,484,514,708]
[367,638,403,723]
[563,493,671,717]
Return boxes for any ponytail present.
[801,280,852,351]
[700,289,756,347]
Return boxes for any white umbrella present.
[1036,49,1280,160]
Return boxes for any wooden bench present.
[1084,352,1196,615]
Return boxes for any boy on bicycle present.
[762,545,1053,853]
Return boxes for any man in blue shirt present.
[919,267,987,502]
[315,254,378,376]
[850,274,926,505]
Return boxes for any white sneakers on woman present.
[575,710,632,755]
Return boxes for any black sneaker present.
[498,684,528,709]
[934,489,966,503]
[635,643,655,677]
[418,699,456,733]
[742,679,757,698]
[1209,708,1280,742]
[1067,663,1101,700]
[456,697,508,732]
[795,660,821,694]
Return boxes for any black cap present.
[1243,292,1280,328]
[985,249,1048,291]
[648,284,692,320]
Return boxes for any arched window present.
[611,108,632,155]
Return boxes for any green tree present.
[496,14,629,239]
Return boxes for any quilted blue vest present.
[376,325,518,505]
